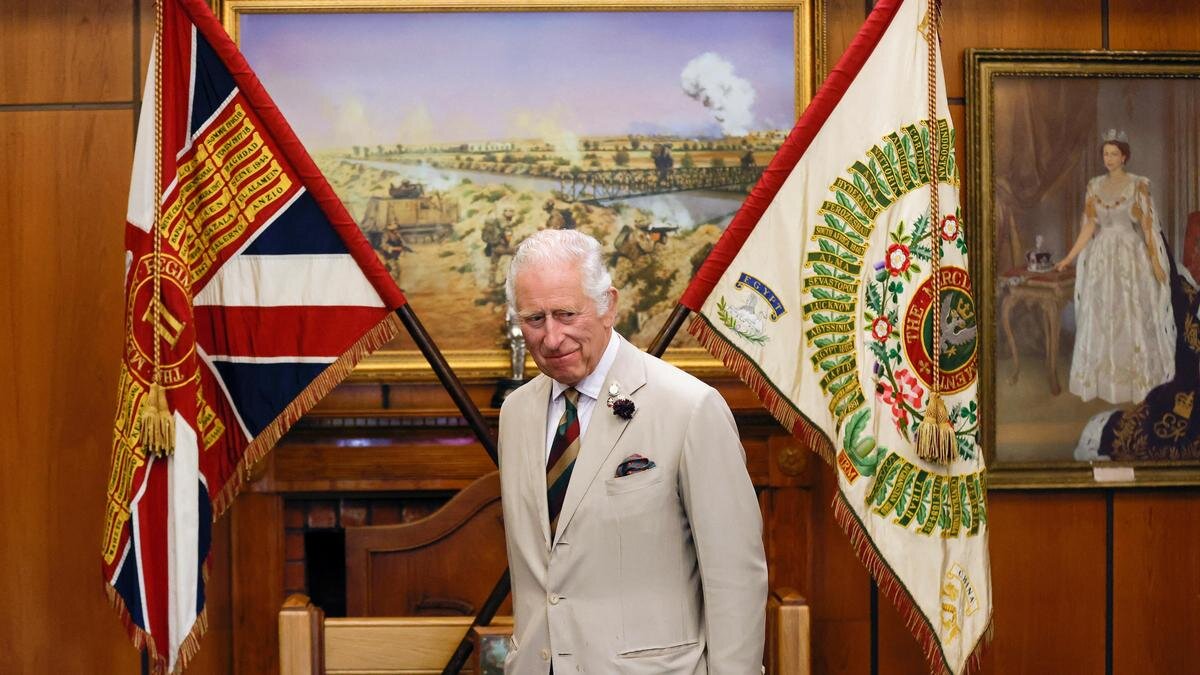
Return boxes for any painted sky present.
[239,11,796,150]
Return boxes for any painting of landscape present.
[238,8,798,354]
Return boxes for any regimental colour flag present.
[681,0,991,672]
[101,0,406,671]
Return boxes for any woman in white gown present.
[1055,135,1175,404]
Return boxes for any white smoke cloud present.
[680,52,756,137]
[510,108,582,165]
[638,196,695,230]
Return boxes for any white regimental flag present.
[679,0,992,672]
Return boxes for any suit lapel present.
[553,339,647,545]
[524,375,553,548]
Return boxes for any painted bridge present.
[555,166,765,203]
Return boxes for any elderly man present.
[498,229,767,673]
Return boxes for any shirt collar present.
[551,330,620,402]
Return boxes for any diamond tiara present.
[1101,128,1129,143]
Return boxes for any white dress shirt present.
[544,330,621,461]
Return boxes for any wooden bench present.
[280,590,810,674]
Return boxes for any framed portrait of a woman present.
[967,49,1200,487]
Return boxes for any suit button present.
[540,648,551,661]
[549,593,561,605]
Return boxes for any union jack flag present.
[101,1,405,671]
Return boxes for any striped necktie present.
[546,388,580,536]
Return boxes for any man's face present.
[514,261,617,386]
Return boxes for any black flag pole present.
[647,304,692,359]
[392,304,502,673]
[394,304,498,463]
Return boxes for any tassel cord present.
[916,0,956,464]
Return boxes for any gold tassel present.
[916,391,956,464]
[140,382,176,457]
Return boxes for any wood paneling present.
[0,109,135,672]
[1110,0,1200,50]
[940,0,1102,99]
[232,494,285,675]
[808,468,871,674]
[188,516,234,675]
[880,491,1109,675]
[876,592,930,675]
[0,0,133,104]
[821,0,869,80]
[1113,490,1200,675]
[985,491,1107,674]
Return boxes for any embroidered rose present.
[885,243,911,276]
[870,317,892,342]
[940,214,960,241]
[876,368,925,425]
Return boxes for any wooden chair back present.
[344,470,509,617]
[281,590,810,674]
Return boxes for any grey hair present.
[505,229,614,314]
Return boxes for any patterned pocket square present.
[615,453,656,477]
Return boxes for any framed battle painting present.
[219,0,820,381]
[966,49,1200,487]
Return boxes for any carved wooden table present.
[999,269,1076,395]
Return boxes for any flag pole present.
[394,304,497,463]
[440,570,511,675]
[647,303,692,359]
[393,303,503,673]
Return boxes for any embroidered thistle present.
[606,383,636,419]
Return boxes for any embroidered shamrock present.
[606,383,636,420]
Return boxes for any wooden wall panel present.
[1110,0,1200,50]
[1113,490,1200,675]
[0,109,136,673]
[808,468,872,675]
[231,494,285,675]
[939,0,1102,98]
[0,0,133,104]
[875,595,930,675]
[877,492,1107,675]
[984,491,1107,674]
[187,516,234,675]
[821,0,868,79]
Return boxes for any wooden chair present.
[321,469,809,672]
[279,593,512,675]
[280,590,810,674]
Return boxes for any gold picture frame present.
[966,49,1200,487]
[219,0,821,383]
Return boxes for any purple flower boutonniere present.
[606,383,636,420]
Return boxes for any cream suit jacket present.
[498,336,768,674]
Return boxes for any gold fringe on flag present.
[833,491,992,675]
[687,313,837,464]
